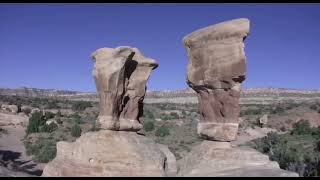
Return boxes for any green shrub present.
[280,126,287,132]
[46,100,59,109]
[25,141,37,156]
[24,138,57,163]
[72,101,92,111]
[90,120,98,131]
[160,114,170,120]
[71,124,82,137]
[16,104,22,113]
[30,102,40,108]
[34,140,56,163]
[44,111,55,120]
[26,112,43,134]
[160,113,179,120]
[291,120,312,135]
[21,108,31,115]
[56,118,63,125]
[170,112,179,119]
[271,106,285,114]
[310,104,318,111]
[143,120,155,132]
[286,103,300,110]
[41,122,58,133]
[155,125,170,137]
[181,110,186,117]
[56,110,62,117]
[70,113,82,124]
[0,127,8,137]
[241,109,262,116]
[249,126,320,177]
[143,110,154,119]
[74,118,82,124]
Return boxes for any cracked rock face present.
[91,46,158,131]
[183,18,250,141]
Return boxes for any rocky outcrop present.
[91,46,158,131]
[42,130,174,177]
[177,141,299,177]
[183,18,250,141]
[1,105,18,114]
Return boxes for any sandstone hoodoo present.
[91,46,158,131]
[42,46,177,177]
[183,18,250,141]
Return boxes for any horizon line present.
[1,85,320,93]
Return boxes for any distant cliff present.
[1,87,320,105]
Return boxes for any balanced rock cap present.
[183,18,250,48]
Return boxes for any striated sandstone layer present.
[183,18,250,141]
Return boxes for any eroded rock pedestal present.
[42,130,176,177]
[91,46,158,131]
[183,18,249,141]
[42,46,177,177]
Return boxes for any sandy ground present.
[0,113,45,176]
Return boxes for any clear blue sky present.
[1,3,320,92]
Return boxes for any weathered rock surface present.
[232,127,276,146]
[157,143,177,177]
[259,114,269,127]
[0,113,28,127]
[0,166,34,177]
[91,46,158,131]
[42,130,174,177]
[183,18,250,141]
[177,141,299,177]
[1,104,18,114]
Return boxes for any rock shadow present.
[0,150,43,176]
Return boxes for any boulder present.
[30,108,41,115]
[42,130,173,177]
[177,141,299,177]
[91,46,158,131]
[259,114,268,127]
[183,18,250,141]
[45,119,57,126]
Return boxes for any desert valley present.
[1,86,320,176]
[1,3,320,177]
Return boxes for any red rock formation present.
[91,46,158,131]
[183,18,250,141]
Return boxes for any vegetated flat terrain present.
[0,94,320,176]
